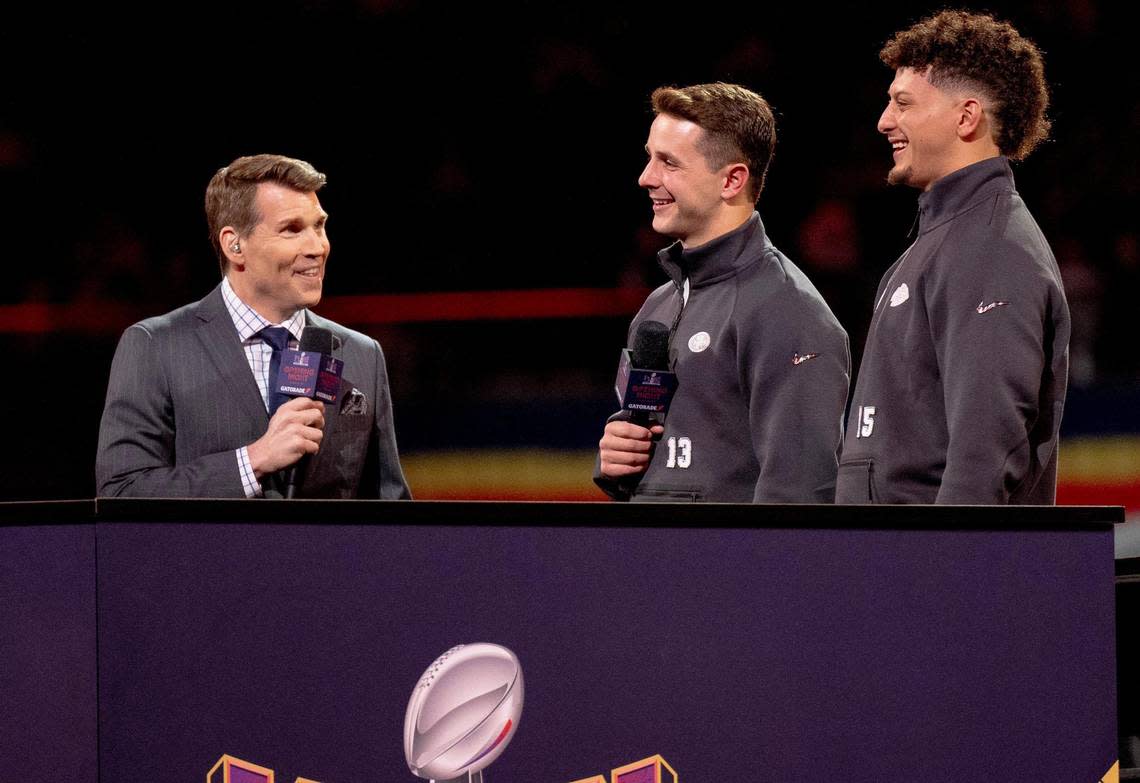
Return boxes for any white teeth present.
[892,141,907,150]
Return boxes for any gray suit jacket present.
[96,284,411,499]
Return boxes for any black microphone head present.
[631,320,670,370]
[299,326,335,354]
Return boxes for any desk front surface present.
[1,500,1121,782]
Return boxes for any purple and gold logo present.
[206,754,320,783]
[570,753,676,783]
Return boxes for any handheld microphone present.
[270,326,343,498]
[614,320,678,426]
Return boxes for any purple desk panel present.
[85,500,1117,783]
[0,503,97,783]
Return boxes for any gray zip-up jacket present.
[595,212,850,503]
[836,157,1070,504]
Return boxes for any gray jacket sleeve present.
[926,243,1055,503]
[741,294,850,503]
[95,325,245,498]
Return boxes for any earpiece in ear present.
[231,243,241,253]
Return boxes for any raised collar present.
[917,156,1015,235]
[656,211,765,289]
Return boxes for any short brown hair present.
[651,82,776,202]
[205,154,327,274]
[880,10,1050,160]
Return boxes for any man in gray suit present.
[96,154,411,499]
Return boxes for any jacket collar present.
[656,211,766,288]
[917,156,1015,235]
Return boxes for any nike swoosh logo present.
[792,352,819,365]
[976,300,1009,314]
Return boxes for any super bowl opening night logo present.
[207,642,677,783]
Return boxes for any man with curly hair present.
[836,11,1071,504]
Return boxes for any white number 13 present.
[666,436,692,468]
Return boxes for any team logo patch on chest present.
[688,331,711,353]
[889,283,910,307]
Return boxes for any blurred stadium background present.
[1,1,1135,539]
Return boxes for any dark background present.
[1,0,1136,500]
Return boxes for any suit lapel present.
[194,285,269,427]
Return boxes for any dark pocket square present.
[341,388,367,415]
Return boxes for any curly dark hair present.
[880,10,1050,160]
[651,82,776,202]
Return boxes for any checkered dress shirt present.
[220,277,306,497]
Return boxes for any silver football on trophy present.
[403,643,524,782]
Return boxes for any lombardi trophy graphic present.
[403,643,524,783]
